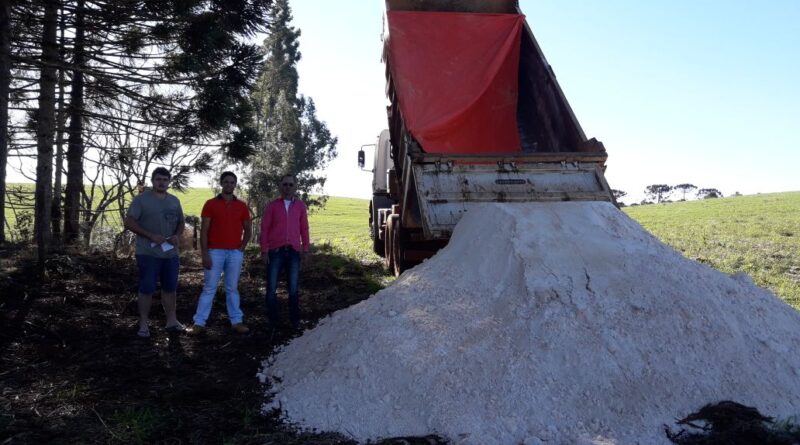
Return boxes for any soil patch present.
[0,245,424,444]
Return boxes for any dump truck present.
[358,0,616,276]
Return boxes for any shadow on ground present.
[0,244,444,444]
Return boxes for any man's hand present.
[202,252,213,270]
[150,234,167,244]
[166,235,179,245]
[239,243,247,252]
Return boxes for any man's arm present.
[241,219,252,251]
[300,204,310,253]
[260,203,271,251]
[260,203,272,264]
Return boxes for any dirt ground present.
[0,244,445,445]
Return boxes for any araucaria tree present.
[697,188,723,199]
[3,0,272,265]
[248,0,337,210]
[674,183,697,201]
[644,184,673,204]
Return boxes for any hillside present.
[625,192,800,307]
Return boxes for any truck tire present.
[391,218,409,277]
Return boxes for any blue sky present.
[290,0,800,203]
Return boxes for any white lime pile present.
[260,202,800,444]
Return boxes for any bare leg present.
[161,291,178,327]
[138,292,152,332]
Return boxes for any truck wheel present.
[391,219,409,277]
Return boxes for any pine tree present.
[0,0,11,243]
[33,0,59,266]
[248,0,337,211]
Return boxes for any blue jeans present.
[193,249,245,326]
[265,246,301,327]
[136,255,179,294]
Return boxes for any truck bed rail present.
[410,153,615,238]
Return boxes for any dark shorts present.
[136,255,180,294]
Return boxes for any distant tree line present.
[611,184,725,206]
[643,184,723,204]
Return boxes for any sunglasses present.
[282,183,295,187]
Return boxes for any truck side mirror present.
[357,149,365,169]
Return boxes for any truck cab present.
[359,130,395,256]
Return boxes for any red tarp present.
[386,11,525,154]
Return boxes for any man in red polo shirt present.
[187,171,252,335]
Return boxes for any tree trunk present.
[64,0,85,245]
[52,8,67,242]
[0,1,11,244]
[34,0,59,265]
[81,203,92,249]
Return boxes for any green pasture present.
[306,196,378,263]
[625,192,800,308]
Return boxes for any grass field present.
[625,192,800,308]
[306,196,379,262]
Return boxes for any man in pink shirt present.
[260,174,310,329]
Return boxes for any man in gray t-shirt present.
[124,167,186,337]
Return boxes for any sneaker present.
[231,323,250,334]
[186,324,206,335]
